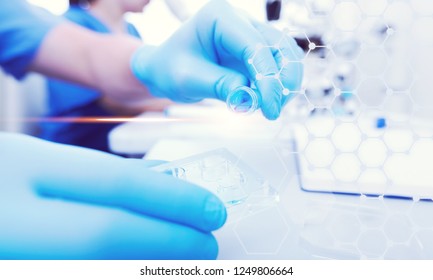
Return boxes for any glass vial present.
[226,86,259,114]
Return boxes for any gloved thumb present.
[173,56,250,103]
[214,68,251,102]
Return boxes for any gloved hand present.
[131,0,303,120]
[0,133,226,259]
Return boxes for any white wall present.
[26,0,68,15]
[0,71,47,135]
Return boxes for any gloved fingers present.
[167,55,249,102]
[214,69,250,102]
[251,22,304,89]
[182,57,250,102]
[244,38,286,120]
[250,22,304,109]
[132,159,168,168]
[200,8,283,119]
[97,209,219,260]
[135,159,171,176]
[29,139,226,233]
[202,6,279,78]
[254,75,283,120]
[0,193,217,259]
[276,43,303,106]
[278,60,303,106]
[113,165,227,233]
[277,36,305,65]
[251,21,304,61]
[277,54,303,106]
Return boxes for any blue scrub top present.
[0,1,60,78]
[47,6,141,115]
[40,6,141,153]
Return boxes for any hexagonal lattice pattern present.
[233,207,290,254]
[242,0,433,260]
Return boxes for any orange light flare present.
[16,116,229,124]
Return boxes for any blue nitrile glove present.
[0,133,226,259]
[131,0,303,120]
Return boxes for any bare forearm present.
[29,23,152,103]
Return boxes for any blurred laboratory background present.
[1,0,433,134]
[2,0,433,260]
[0,0,265,134]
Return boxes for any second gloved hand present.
[131,0,303,120]
[0,133,226,259]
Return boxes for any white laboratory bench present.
[108,106,433,259]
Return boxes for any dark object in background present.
[294,35,327,58]
[264,1,324,57]
[69,0,96,5]
[294,35,323,52]
[266,0,282,21]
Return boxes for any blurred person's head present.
[69,0,150,13]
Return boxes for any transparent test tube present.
[226,86,259,114]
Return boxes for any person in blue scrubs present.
[40,0,148,152]
[0,0,303,259]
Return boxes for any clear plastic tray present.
[151,148,279,208]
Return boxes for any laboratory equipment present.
[294,116,433,201]
[151,148,279,212]
[226,86,259,115]
[266,0,282,21]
